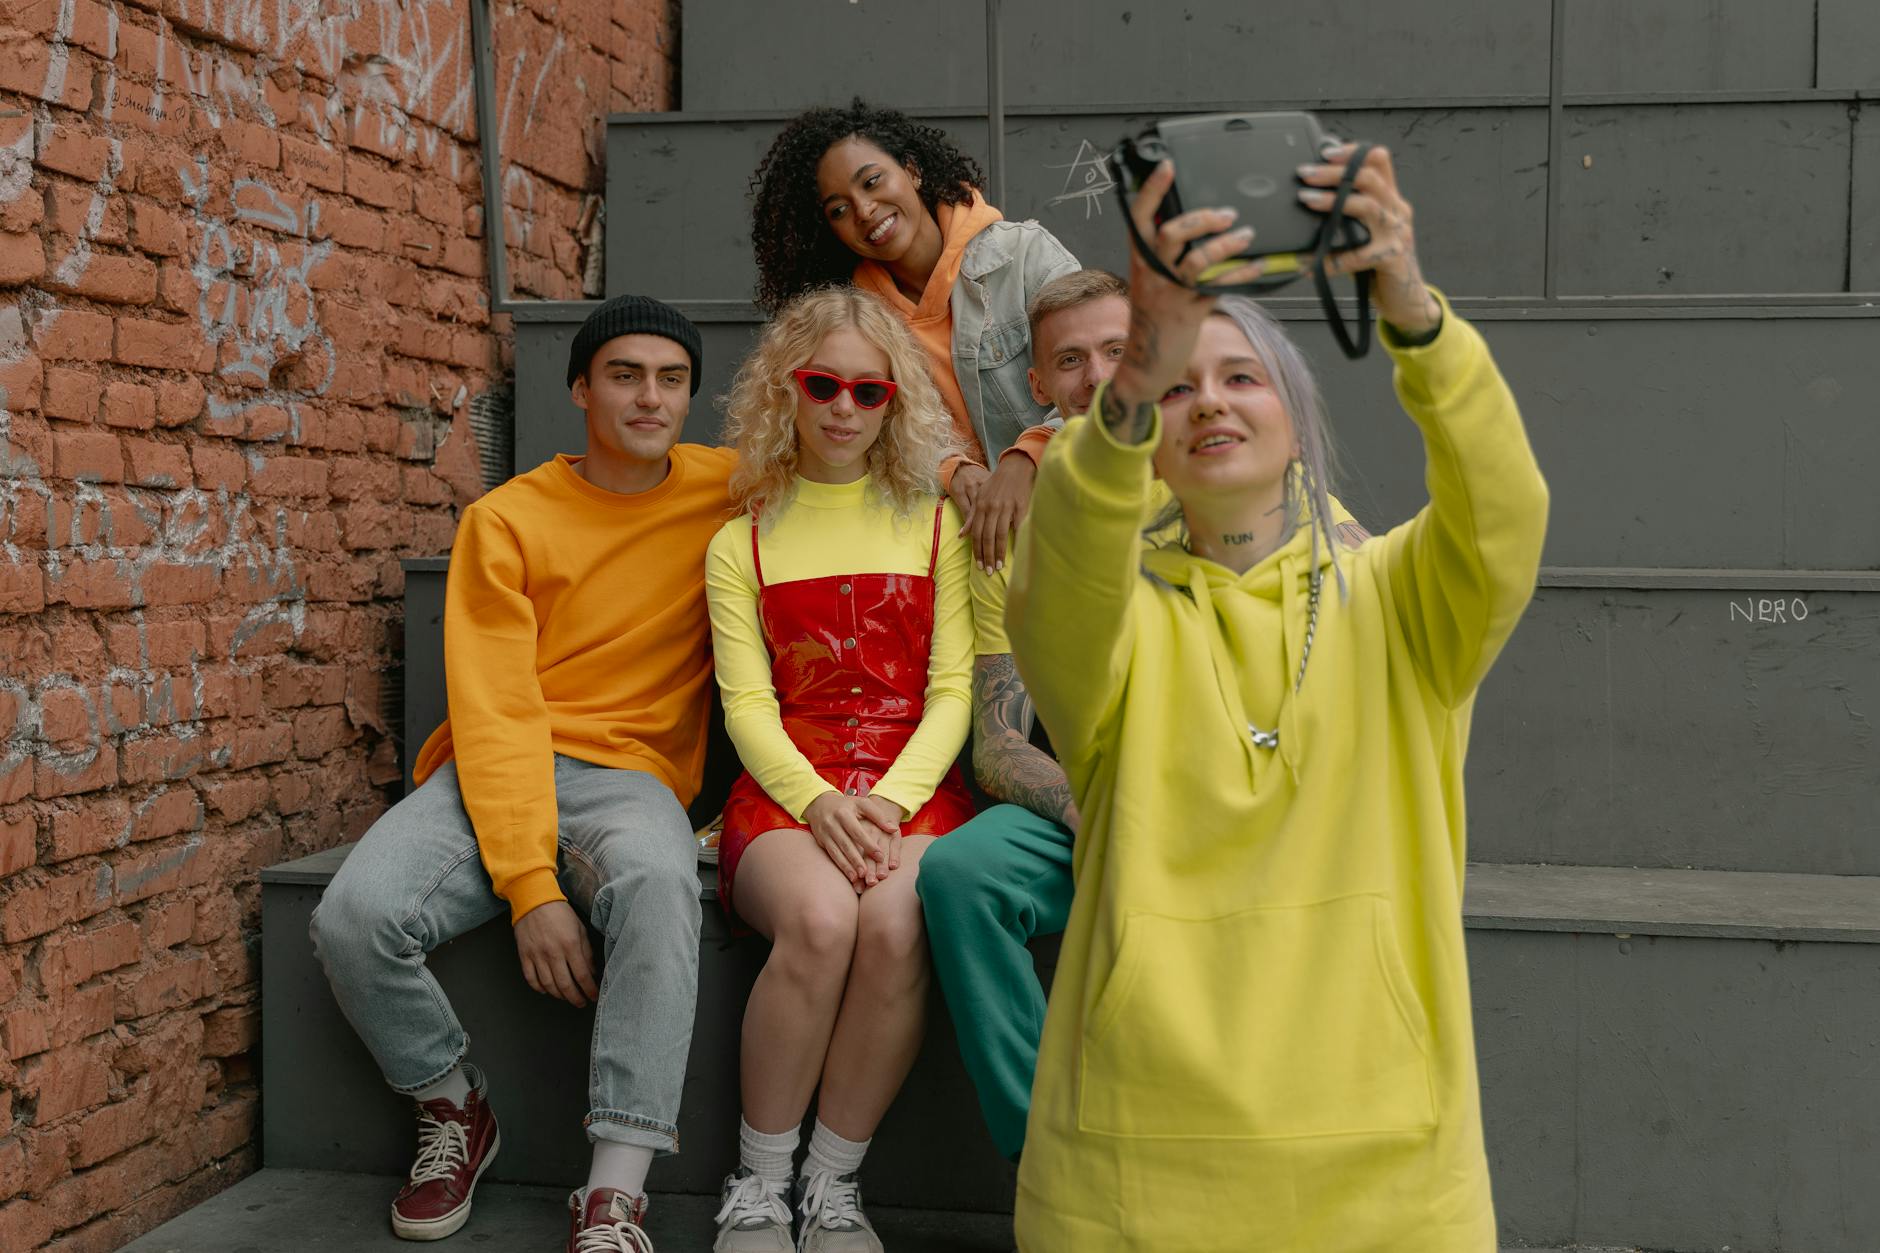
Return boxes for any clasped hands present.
[802,789,904,893]
[514,787,904,1006]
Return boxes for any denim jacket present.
[949,219,1080,461]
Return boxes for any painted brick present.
[0,3,669,1237]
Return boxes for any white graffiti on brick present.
[38,0,127,291]
[0,116,33,210]
[162,0,476,179]
[495,30,562,254]
[8,479,302,782]
[180,159,336,434]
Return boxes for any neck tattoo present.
[1222,532,1256,545]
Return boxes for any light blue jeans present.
[309,757,701,1152]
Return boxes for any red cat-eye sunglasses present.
[792,369,898,410]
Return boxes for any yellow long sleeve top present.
[704,476,973,820]
[412,447,736,923]
[1007,301,1548,1252]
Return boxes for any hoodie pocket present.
[1078,893,1437,1140]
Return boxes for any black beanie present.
[566,294,704,394]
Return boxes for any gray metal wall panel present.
[265,871,1051,1210]
[1854,104,1880,290]
[999,0,1552,105]
[401,569,446,794]
[1472,929,1880,1251]
[524,314,1880,568]
[1470,931,1577,1236]
[1302,317,1880,571]
[1561,0,1817,94]
[680,1,987,112]
[1556,104,1853,295]
[512,317,582,474]
[1001,109,1550,299]
[1570,933,1880,1250]
[514,318,756,474]
[605,118,991,306]
[1817,0,1880,89]
[1467,587,1880,875]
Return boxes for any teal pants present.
[916,803,1075,1161]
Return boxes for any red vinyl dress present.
[717,503,978,916]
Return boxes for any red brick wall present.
[0,2,676,1248]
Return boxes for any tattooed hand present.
[1296,144,1441,337]
[1105,159,1268,443]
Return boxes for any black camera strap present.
[1307,142,1373,359]
[1111,141,1376,359]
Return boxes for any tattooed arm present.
[1102,159,1267,445]
[971,654,1078,831]
[1096,299,1167,446]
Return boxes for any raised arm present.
[1003,407,1151,771]
[1376,307,1548,705]
[1009,160,1261,765]
[1293,145,1547,703]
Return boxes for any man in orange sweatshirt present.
[311,295,737,1252]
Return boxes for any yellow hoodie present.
[1006,302,1548,1252]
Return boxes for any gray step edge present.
[264,846,1880,944]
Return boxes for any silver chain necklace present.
[1248,569,1323,750]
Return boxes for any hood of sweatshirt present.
[1137,490,1353,786]
[854,188,1003,323]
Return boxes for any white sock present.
[802,1119,868,1180]
[585,1141,654,1200]
[739,1117,799,1189]
[412,1064,472,1107]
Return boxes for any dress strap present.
[748,509,765,588]
[927,501,944,578]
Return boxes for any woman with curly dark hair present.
[750,99,1079,572]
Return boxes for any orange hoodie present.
[854,189,1004,464]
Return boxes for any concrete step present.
[401,557,1880,878]
[121,1169,1016,1252]
[120,1167,1626,1252]
[263,846,1880,1250]
[261,845,1045,1217]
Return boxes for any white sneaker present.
[794,1169,882,1253]
[713,1167,794,1253]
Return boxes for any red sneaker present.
[389,1068,501,1241]
[568,1186,654,1252]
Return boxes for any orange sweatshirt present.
[854,189,1004,464]
[412,447,737,922]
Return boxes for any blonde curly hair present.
[722,286,961,527]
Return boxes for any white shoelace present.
[715,1169,792,1230]
[573,1218,654,1253]
[798,1169,866,1231]
[407,1113,470,1185]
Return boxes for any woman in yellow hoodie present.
[1006,147,1549,1251]
[751,99,1080,571]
